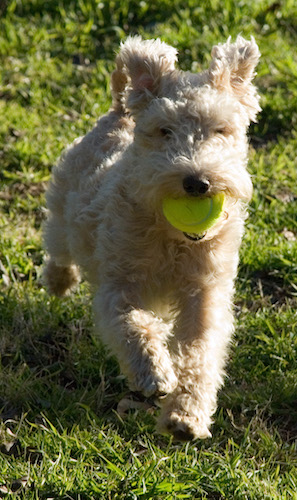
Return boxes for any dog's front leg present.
[94,283,178,397]
[158,283,235,440]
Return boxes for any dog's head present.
[112,36,260,236]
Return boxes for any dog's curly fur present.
[43,35,260,441]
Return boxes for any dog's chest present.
[126,235,205,291]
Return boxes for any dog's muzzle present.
[183,232,206,242]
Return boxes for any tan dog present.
[43,36,260,440]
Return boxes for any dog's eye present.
[160,127,172,137]
[214,127,229,136]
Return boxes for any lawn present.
[0,0,297,498]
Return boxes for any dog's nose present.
[183,176,210,196]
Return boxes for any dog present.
[43,35,260,441]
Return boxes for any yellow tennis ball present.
[162,192,225,234]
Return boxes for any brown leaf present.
[117,393,155,417]
[0,438,23,457]
[282,228,296,241]
[0,485,9,495]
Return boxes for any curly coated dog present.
[43,35,260,441]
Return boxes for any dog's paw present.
[158,411,212,441]
[129,369,178,398]
[43,260,80,297]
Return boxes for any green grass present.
[1,0,297,498]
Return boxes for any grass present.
[0,0,297,498]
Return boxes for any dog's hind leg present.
[43,258,80,297]
[43,215,80,297]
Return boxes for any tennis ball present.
[162,192,225,235]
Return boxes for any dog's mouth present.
[183,232,206,242]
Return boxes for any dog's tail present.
[43,259,80,297]
[110,50,128,113]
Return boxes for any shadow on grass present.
[1,276,297,442]
[0,284,127,431]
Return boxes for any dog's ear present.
[111,36,177,113]
[208,36,261,121]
